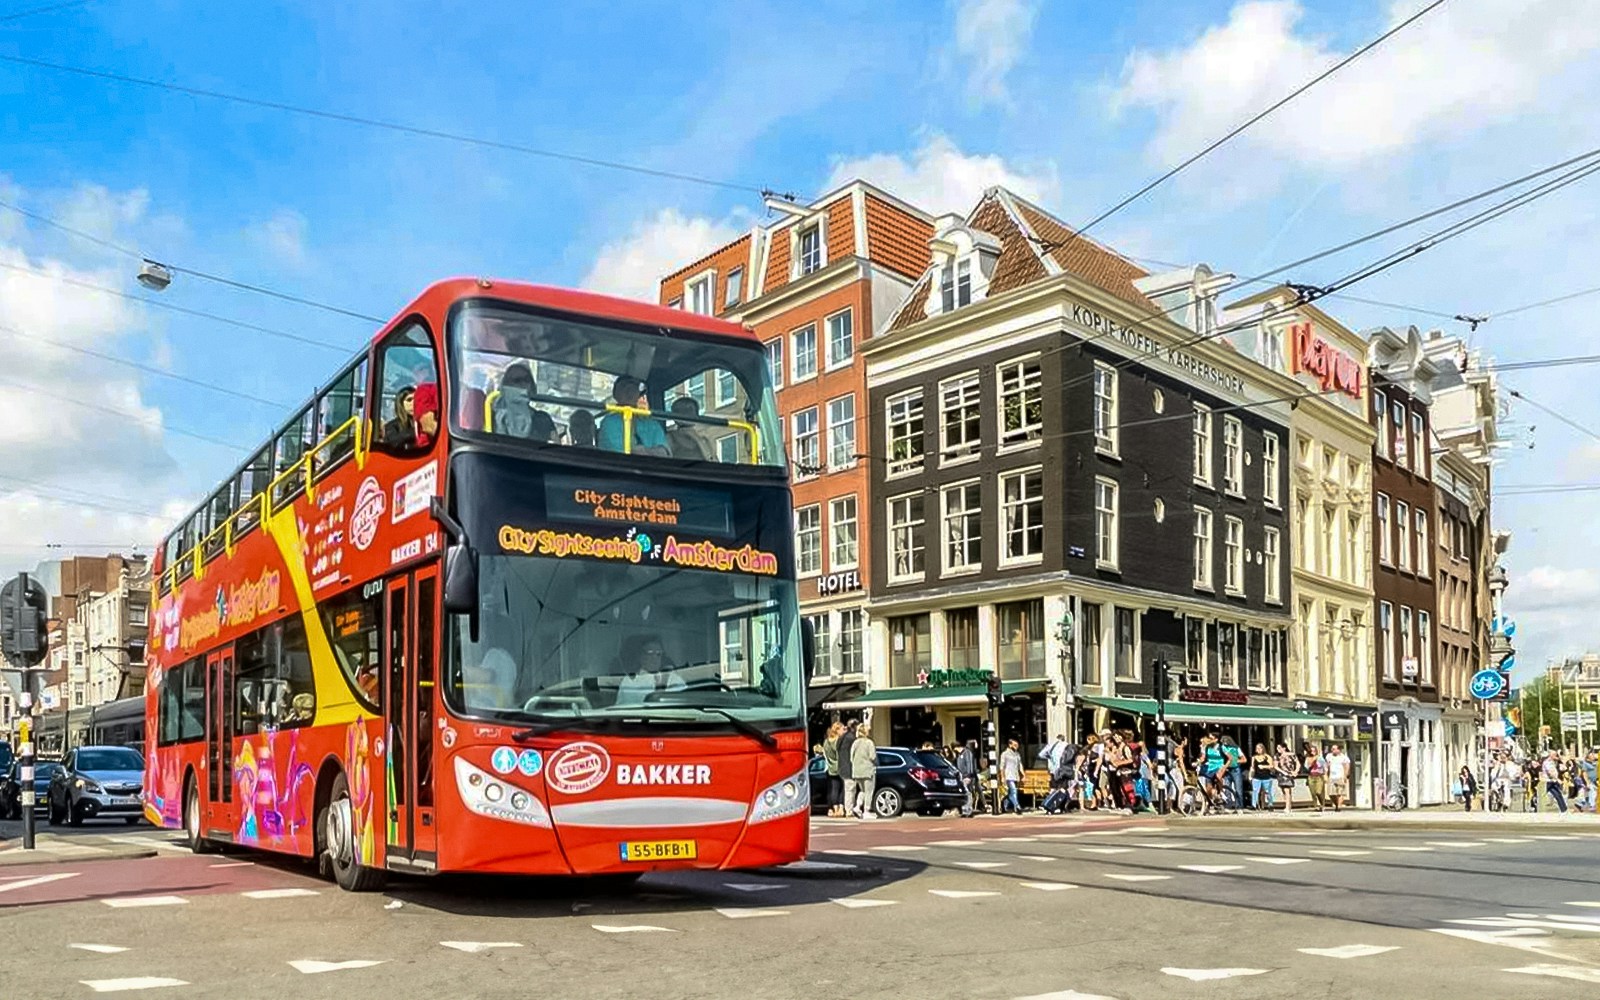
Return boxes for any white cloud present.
[1510,565,1600,614]
[248,209,310,268]
[57,184,152,250]
[1111,0,1600,170]
[951,0,1039,107]
[826,133,1059,215]
[581,209,741,303]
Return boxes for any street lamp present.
[137,260,173,291]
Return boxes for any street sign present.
[1470,669,1507,700]
[1559,711,1598,730]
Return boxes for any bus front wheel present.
[185,779,215,854]
[320,771,385,893]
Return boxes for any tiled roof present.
[864,194,935,280]
[1010,196,1154,311]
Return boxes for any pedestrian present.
[1249,743,1276,810]
[1580,751,1599,812]
[1274,742,1300,812]
[1324,744,1352,812]
[849,722,878,818]
[1303,742,1327,812]
[836,717,858,817]
[1219,735,1247,809]
[1541,751,1569,813]
[955,740,978,817]
[1454,764,1479,811]
[1000,739,1025,813]
[1491,752,1517,812]
[820,721,845,817]
[1106,732,1136,812]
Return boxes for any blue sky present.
[2,0,1599,677]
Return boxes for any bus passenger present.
[568,409,597,448]
[413,382,440,448]
[667,396,714,460]
[381,386,416,447]
[614,635,686,706]
[465,648,519,711]
[491,362,556,442]
[597,376,669,456]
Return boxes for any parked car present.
[808,746,966,818]
[47,745,146,826]
[1,759,61,820]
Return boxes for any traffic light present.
[0,573,49,668]
[985,671,1002,708]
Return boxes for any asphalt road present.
[3,814,1600,998]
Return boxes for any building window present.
[686,273,713,315]
[999,357,1043,447]
[724,266,743,308]
[1264,526,1282,604]
[1093,362,1118,455]
[947,607,980,670]
[795,505,821,576]
[888,614,931,687]
[716,434,741,463]
[825,309,854,370]
[885,389,925,478]
[1396,501,1411,571]
[1081,603,1103,686]
[1247,628,1267,689]
[1222,417,1244,495]
[763,339,782,388]
[807,614,833,676]
[791,324,817,381]
[1347,512,1363,583]
[1219,624,1239,688]
[1392,403,1408,468]
[1265,629,1284,691]
[1379,601,1395,680]
[940,372,982,461]
[1186,617,1207,684]
[940,257,973,312]
[826,394,856,470]
[941,480,982,573]
[1374,390,1389,459]
[1415,508,1430,577]
[1000,467,1044,564]
[1224,516,1245,594]
[798,225,823,276]
[829,495,858,571]
[1263,433,1280,506]
[998,599,1045,680]
[793,408,819,477]
[1411,410,1426,476]
[1094,477,1119,570]
[1400,606,1414,679]
[1193,507,1214,589]
[839,609,864,675]
[1377,494,1391,565]
[887,493,926,583]
[714,369,738,409]
[1419,610,1433,684]
[1114,607,1137,680]
[1193,404,1213,486]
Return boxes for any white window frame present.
[1224,516,1245,595]
[685,271,715,315]
[826,394,857,471]
[1193,404,1213,487]
[1374,390,1389,459]
[763,338,782,388]
[829,495,858,572]
[998,355,1043,449]
[825,308,854,371]
[1218,624,1240,689]
[940,256,973,312]
[1222,416,1244,495]
[724,266,743,309]
[1400,606,1414,676]
[796,224,824,277]
[791,323,818,382]
[715,433,741,463]
[1380,601,1395,680]
[1094,476,1119,571]
[887,492,927,584]
[1193,507,1214,590]
[1093,362,1119,456]
[792,407,819,479]
[885,389,925,479]
[1415,507,1430,577]
[1396,500,1411,571]
[795,505,821,577]
[939,371,982,463]
[1376,493,1392,565]
[1392,403,1408,468]
[1412,410,1427,477]
[1418,610,1433,684]
[1263,432,1280,507]
[1264,526,1282,604]
[941,479,982,575]
[999,466,1044,566]
[839,608,864,675]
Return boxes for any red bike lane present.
[0,854,321,908]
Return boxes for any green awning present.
[1079,695,1355,727]
[823,679,1043,710]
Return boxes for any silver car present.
[48,745,146,826]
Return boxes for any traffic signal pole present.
[19,683,35,849]
[1154,658,1170,816]
[3,571,49,849]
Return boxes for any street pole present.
[1153,658,1169,816]
[984,714,998,816]
[19,675,36,849]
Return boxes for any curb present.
[0,846,159,867]
[1176,817,1599,834]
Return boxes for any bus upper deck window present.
[374,321,438,455]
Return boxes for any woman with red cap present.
[411,382,440,448]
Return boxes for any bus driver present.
[614,635,686,706]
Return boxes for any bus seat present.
[460,387,488,431]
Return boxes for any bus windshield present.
[450,300,785,467]
[448,554,803,729]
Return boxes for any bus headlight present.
[454,758,551,828]
[748,767,809,825]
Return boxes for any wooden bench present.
[1020,769,1052,805]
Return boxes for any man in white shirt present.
[614,637,687,706]
[1324,744,1352,812]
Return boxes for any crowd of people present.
[1475,747,1598,813]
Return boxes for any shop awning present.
[823,679,1043,710]
[807,681,863,710]
[1080,695,1357,728]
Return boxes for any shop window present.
[1114,608,1137,680]
[889,614,931,688]
[946,608,980,671]
[806,614,833,677]
[839,609,864,676]
[998,599,1044,680]
[1080,603,1103,686]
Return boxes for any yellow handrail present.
[603,402,653,455]
[483,389,501,433]
[726,419,761,466]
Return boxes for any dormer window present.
[686,273,714,315]
[941,258,973,312]
[797,225,823,276]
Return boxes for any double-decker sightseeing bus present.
[144,280,809,890]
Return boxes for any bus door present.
[382,567,441,867]
[205,645,236,837]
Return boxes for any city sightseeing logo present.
[351,476,386,551]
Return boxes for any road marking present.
[288,960,385,974]
[243,888,321,900]
[928,840,984,847]
[929,889,1001,898]
[825,849,871,856]
[1130,841,1189,849]
[0,871,80,894]
[1309,849,1371,857]
[872,845,927,852]
[208,861,254,868]
[1036,833,1081,840]
[1298,944,1399,959]
[1505,964,1600,983]
[1161,968,1269,981]
[1276,831,1323,837]
[989,836,1039,843]
[955,861,1009,869]
[1104,874,1170,882]
[1246,856,1310,865]
[714,907,789,919]
[1565,902,1600,908]
[1017,855,1057,862]
[1014,991,1120,999]
[80,977,189,993]
[1123,826,1166,833]
[592,925,676,933]
[1079,830,1123,836]
[1426,841,1487,848]
[723,883,785,893]
[102,896,188,908]
[70,944,130,954]
[440,941,522,953]
[830,897,898,909]
[1445,916,1600,934]
[1376,846,1433,853]
[1532,835,1582,841]
[1078,847,1134,855]
[384,900,403,910]
[1021,882,1077,892]
[1485,838,1534,844]
[1180,865,1242,874]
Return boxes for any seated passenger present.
[596,376,669,456]
[490,362,556,442]
[666,396,715,460]
[614,635,687,706]
[568,408,597,448]
[381,386,417,448]
[413,382,440,448]
[465,648,519,711]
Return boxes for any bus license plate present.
[620,840,698,862]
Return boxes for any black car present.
[1,759,62,820]
[809,746,967,818]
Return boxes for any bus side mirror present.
[800,618,817,679]
[442,543,478,617]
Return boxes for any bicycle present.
[1383,773,1408,811]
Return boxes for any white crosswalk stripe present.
[1161,968,1268,980]
[80,977,189,993]
[1298,944,1399,959]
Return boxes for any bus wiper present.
[686,707,778,749]
[510,716,612,742]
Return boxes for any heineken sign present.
[917,668,992,688]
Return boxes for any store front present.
[824,674,1049,761]
[1377,702,1445,807]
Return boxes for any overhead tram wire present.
[0,376,251,450]
[1045,0,1448,248]
[0,52,782,197]
[1504,386,1600,442]
[0,196,384,323]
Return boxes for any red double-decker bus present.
[144,280,810,890]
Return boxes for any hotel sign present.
[1289,322,1363,399]
[1070,303,1246,397]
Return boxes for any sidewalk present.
[1179,807,1600,834]
[0,826,165,866]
